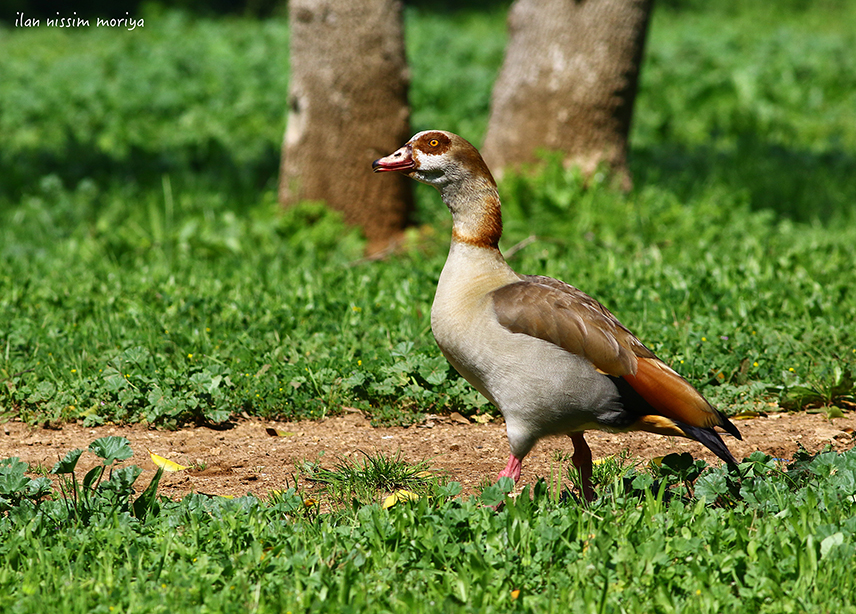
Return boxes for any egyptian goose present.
[372,130,741,500]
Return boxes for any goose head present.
[373,130,496,191]
[373,130,502,247]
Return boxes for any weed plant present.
[1,436,161,532]
[301,451,443,508]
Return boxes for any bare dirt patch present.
[3,411,855,501]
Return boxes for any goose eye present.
[428,139,439,148]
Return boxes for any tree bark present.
[279,0,413,253]
[481,0,653,188]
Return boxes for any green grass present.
[2,441,856,613]
[5,166,854,427]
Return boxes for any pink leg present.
[570,433,596,502]
[486,454,523,511]
[498,454,523,482]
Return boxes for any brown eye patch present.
[418,132,451,155]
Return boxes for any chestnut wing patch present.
[624,357,739,437]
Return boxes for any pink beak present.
[372,144,415,173]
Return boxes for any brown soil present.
[3,410,855,502]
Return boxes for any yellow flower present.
[753,362,758,367]
[701,337,707,342]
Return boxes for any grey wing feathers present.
[490,275,655,376]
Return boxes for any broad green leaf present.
[418,356,449,386]
[102,366,129,392]
[204,407,231,424]
[0,457,28,472]
[0,464,30,496]
[82,465,104,491]
[121,346,150,364]
[208,374,223,394]
[26,477,53,499]
[657,453,706,483]
[439,482,463,498]
[100,465,143,498]
[51,448,84,474]
[27,381,56,403]
[479,477,514,508]
[631,473,655,492]
[89,436,133,466]
[694,471,729,501]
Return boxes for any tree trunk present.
[279,0,413,254]
[481,0,653,188]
